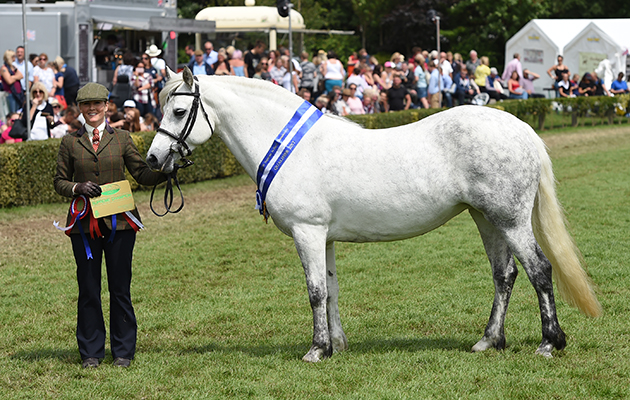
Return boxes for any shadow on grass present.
[10,348,77,364]
[179,336,473,360]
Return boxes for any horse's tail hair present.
[530,134,602,317]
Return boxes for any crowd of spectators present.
[3,39,630,144]
[186,42,629,117]
[1,42,163,144]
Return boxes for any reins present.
[149,77,214,216]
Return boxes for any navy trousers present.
[71,227,137,360]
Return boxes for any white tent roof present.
[507,19,630,58]
[505,19,630,95]
[506,20,590,56]
[196,6,305,32]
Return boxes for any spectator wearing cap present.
[123,99,136,110]
[122,99,144,126]
[380,61,396,90]
[188,50,215,76]
[145,45,166,92]
[49,97,68,138]
[485,67,507,101]
[53,82,166,369]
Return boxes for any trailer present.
[0,0,214,85]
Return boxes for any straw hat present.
[145,44,162,57]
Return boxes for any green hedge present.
[0,132,244,208]
[3,95,629,208]
[348,94,630,130]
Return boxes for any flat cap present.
[76,83,109,104]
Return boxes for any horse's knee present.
[308,283,327,308]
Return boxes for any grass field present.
[1,125,630,399]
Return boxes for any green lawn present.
[1,125,629,399]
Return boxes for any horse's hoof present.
[472,336,505,352]
[332,334,348,353]
[302,345,330,362]
[472,339,493,352]
[535,343,554,358]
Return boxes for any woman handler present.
[54,83,166,368]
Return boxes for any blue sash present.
[255,101,323,222]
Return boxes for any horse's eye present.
[174,108,187,117]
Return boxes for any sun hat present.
[490,67,498,75]
[123,99,136,108]
[384,61,394,68]
[342,88,352,96]
[76,83,109,104]
[145,44,162,57]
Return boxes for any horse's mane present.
[160,73,296,106]
[159,72,362,130]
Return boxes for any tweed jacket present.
[54,124,166,234]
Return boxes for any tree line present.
[181,0,630,66]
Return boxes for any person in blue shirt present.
[203,41,218,66]
[427,60,441,108]
[610,72,629,95]
[188,50,215,76]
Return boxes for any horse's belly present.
[326,201,468,243]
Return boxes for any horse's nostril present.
[147,154,158,168]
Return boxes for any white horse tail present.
[530,135,602,317]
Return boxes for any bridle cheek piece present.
[150,77,215,216]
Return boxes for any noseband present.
[150,77,215,217]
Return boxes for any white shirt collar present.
[84,122,107,141]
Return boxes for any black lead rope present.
[149,166,186,217]
[149,77,214,217]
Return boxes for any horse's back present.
[273,106,544,242]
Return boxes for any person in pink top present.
[502,53,523,82]
[0,113,23,144]
[345,84,365,115]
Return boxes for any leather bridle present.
[150,77,215,216]
[155,77,214,169]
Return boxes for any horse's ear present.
[164,66,175,82]
[183,66,194,88]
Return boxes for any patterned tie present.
[92,129,100,152]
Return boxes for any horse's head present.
[146,67,215,173]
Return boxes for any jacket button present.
[94,158,98,162]
[95,171,100,176]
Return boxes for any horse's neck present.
[203,78,305,178]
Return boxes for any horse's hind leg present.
[498,222,566,357]
[293,225,332,362]
[470,209,518,352]
[326,242,348,353]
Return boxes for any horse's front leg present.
[293,225,332,362]
[326,241,348,353]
